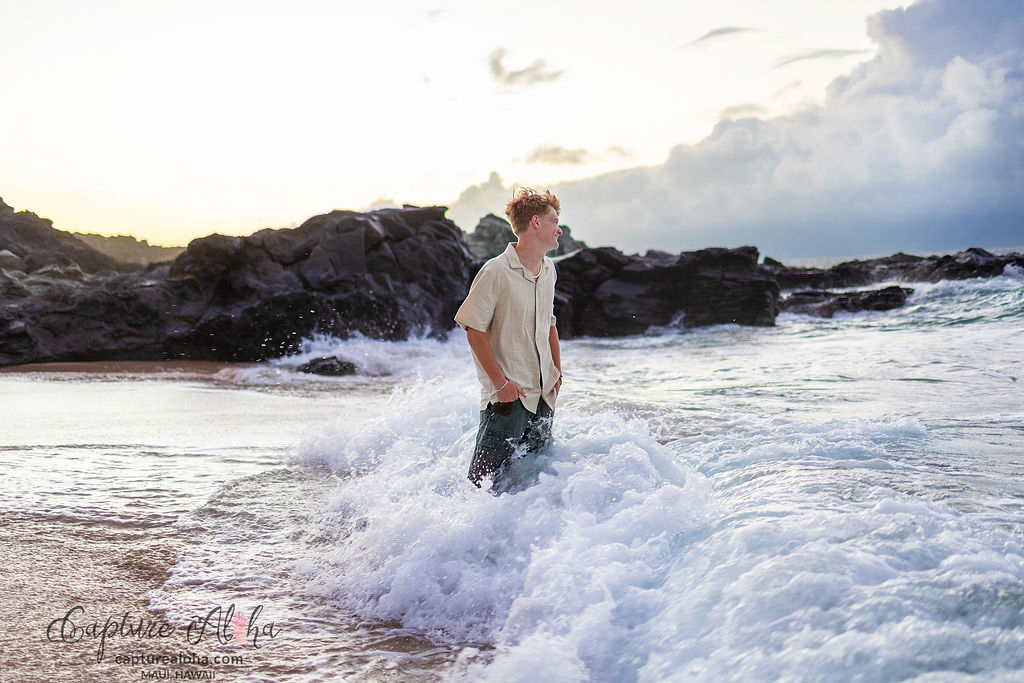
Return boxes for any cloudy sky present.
[2,0,1022,258]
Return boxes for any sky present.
[1,0,1022,259]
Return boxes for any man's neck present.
[513,239,545,276]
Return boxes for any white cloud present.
[686,26,756,47]
[773,48,870,69]
[451,0,1024,259]
[488,47,565,86]
[524,145,591,165]
[361,196,402,211]
[446,172,512,229]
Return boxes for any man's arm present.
[465,327,527,402]
[549,324,562,393]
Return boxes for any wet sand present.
[0,514,463,682]
[0,361,458,681]
[0,512,342,681]
[0,513,183,681]
[0,362,289,680]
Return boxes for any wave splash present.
[293,379,714,677]
[283,268,1024,680]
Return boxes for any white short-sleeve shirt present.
[454,242,560,413]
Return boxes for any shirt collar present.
[503,242,548,280]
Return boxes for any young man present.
[454,188,564,488]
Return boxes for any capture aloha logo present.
[46,603,280,664]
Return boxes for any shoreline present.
[0,370,448,680]
[0,360,257,374]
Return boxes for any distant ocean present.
[2,262,1022,681]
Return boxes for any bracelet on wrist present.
[497,378,509,392]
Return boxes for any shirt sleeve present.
[454,263,499,332]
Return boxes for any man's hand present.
[497,379,527,403]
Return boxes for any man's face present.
[534,206,562,252]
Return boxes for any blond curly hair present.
[505,187,561,236]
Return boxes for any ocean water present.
[3,266,1023,681]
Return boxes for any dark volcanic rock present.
[781,286,914,318]
[297,356,357,375]
[6,193,1017,367]
[465,214,514,260]
[763,247,1024,290]
[159,206,474,361]
[554,225,586,257]
[1,204,473,366]
[0,196,784,365]
[554,245,780,336]
[0,197,125,274]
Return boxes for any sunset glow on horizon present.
[2,0,1022,258]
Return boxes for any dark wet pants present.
[468,398,553,487]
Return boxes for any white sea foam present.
[291,361,1024,680]
[293,376,716,675]
[270,332,470,377]
[239,268,1024,679]
[204,332,473,388]
[1002,263,1024,280]
[6,254,1020,681]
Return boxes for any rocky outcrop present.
[553,246,779,337]
[762,247,1024,290]
[780,286,914,318]
[466,213,586,260]
[71,232,185,267]
[297,356,357,375]
[555,226,586,256]
[0,197,127,274]
[465,214,513,260]
[3,194,1019,368]
[0,195,780,365]
[1,205,472,366]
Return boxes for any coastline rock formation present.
[762,248,1022,318]
[71,232,185,267]
[164,205,472,359]
[1,203,472,365]
[762,247,1023,290]
[553,246,779,336]
[0,199,778,366]
[0,198,127,274]
[780,286,914,318]
[1,195,1020,367]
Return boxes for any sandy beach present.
[0,512,184,681]
[0,361,452,681]
[0,362,275,681]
